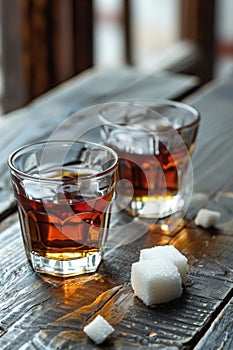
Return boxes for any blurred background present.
[0,0,232,114]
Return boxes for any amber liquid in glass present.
[15,172,114,261]
[118,151,178,197]
[114,142,184,193]
[108,142,186,216]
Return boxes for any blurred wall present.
[94,0,233,75]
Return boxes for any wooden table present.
[0,68,232,349]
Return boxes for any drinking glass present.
[99,101,200,218]
[8,141,118,277]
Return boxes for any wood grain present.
[0,175,233,349]
[0,205,232,349]
[0,73,233,349]
[194,298,233,350]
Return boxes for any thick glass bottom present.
[29,250,102,277]
[117,194,183,218]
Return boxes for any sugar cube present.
[194,208,220,228]
[131,259,182,306]
[140,245,188,284]
[83,314,115,344]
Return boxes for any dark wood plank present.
[187,80,233,194]
[50,0,75,84]
[180,0,216,84]
[1,172,233,348]
[123,0,133,65]
[0,0,29,111]
[0,0,94,113]
[1,73,233,349]
[72,0,93,75]
[194,298,233,350]
[0,200,232,349]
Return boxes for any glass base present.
[117,194,183,218]
[29,250,102,277]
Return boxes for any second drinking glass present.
[99,101,200,218]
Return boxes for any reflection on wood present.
[0,73,233,349]
[0,176,232,349]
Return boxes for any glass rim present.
[140,99,201,130]
[8,140,118,183]
[98,99,201,131]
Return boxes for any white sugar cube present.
[140,245,188,284]
[131,259,182,306]
[194,208,220,228]
[83,314,114,344]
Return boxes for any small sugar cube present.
[83,315,114,344]
[194,208,220,228]
[140,245,188,284]
[131,258,182,306]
